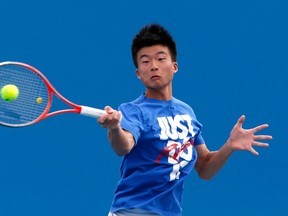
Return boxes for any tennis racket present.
[0,61,106,127]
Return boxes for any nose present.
[151,60,158,71]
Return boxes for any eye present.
[157,54,167,61]
[141,59,150,64]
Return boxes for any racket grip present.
[80,106,106,118]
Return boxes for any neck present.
[145,89,172,100]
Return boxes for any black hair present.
[131,24,177,68]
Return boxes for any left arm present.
[194,115,272,180]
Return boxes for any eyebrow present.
[139,51,168,60]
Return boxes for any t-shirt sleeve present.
[194,131,205,145]
[191,109,205,145]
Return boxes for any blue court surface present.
[0,0,287,215]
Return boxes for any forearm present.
[108,126,134,156]
[197,140,234,180]
[196,115,272,180]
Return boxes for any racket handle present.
[80,106,106,118]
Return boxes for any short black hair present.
[131,24,177,68]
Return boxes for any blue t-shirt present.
[110,94,205,216]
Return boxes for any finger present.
[102,111,122,128]
[249,147,259,156]
[106,110,121,121]
[104,106,114,114]
[114,111,122,124]
[97,113,108,124]
[253,141,269,148]
[104,119,121,129]
[254,135,273,140]
[252,124,269,133]
[119,111,123,121]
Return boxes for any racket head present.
[0,62,51,127]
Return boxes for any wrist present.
[224,138,234,154]
[109,123,122,132]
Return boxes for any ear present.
[136,69,141,79]
[173,62,178,74]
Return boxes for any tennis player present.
[98,24,272,216]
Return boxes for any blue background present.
[0,0,286,215]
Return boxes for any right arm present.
[98,106,135,156]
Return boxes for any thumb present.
[104,106,114,114]
[237,115,245,127]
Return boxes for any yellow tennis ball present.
[36,97,43,104]
[1,84,19,101]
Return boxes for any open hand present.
[227,115,272,155]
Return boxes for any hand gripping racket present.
[0,61,106,127]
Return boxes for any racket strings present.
[0,64,49,126]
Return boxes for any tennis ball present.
[36,97,43,104]
[1,84,19,101]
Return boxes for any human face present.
[136,45,178,98]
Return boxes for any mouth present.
[151,75,160,80]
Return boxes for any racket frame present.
[0,61,105,127]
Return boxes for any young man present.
[98,24,272,216]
